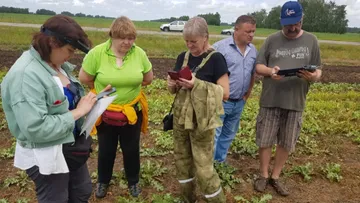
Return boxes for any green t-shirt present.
[256,31,321,111]
[82,39,152,104]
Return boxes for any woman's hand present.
[71,92,97,120]
[177,74,195,89]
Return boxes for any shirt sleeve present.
[12,77,75,143]
[81,48,99,76]
[256,38,270,66]
[212,52,229,82]
[174,52,186,71]
[311,37,322,68]
[141,49,152,73]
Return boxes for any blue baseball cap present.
[280,1,303,26]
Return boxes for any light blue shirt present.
[213,36,257,99]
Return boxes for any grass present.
[0,13,359,42]
[0,26,359,66]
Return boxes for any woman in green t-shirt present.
[79,16,153,198]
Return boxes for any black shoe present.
[95,183,109,198]
[129,183,141,197]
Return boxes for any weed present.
[322,163,343,182]
[151,193,182,203]
[214,162,242,192]
[3,171,32,192]
[0,139,16,159]
[234,194,272,203]
[286,163,314,181]
[140,160,168,191]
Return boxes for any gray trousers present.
[26,164,92,203]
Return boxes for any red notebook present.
[168,66,192,80]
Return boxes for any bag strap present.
[192,50,217,74]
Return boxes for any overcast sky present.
[1,0,360,27]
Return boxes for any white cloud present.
[92,0,105,4]
[0,0,359,27]
[73,0,84,6]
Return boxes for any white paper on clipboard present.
[81,95,117,138]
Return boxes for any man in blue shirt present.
[213,15,257,163]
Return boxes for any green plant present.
[234,194,272,203]
[0,199,8,203]
[0,139,16,159]
[214,162,242,192]
[140,148,170,157]
[322,163,343,182]
[151,193,182,203]
[140,160,168,191]
[117,196,146,203]
[152,130,174,151]
[286,163,314,181]
[2,171,32,192]
[231,135,258,158]
[16,199,30,203]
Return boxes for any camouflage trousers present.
[173,121,226,203]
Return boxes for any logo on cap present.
[285,9,295,16]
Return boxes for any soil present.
[0,49,359,203]
[0,50,359,83]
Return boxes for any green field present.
[0,13,359,42]
[0,26,359,66]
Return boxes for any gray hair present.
[183,16,209,38]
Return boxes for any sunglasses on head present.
[41,26,89,54]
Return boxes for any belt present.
[227,98,242,102]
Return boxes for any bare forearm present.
[256,64,273,77]
[247,74,256,95]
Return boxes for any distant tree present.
[220,22,230,26]
[299,0,348,34]
[150,16,189,22]
[198,12,221,26]
[86,14,93,18]
[75,12,86,17]
[264,6,281,30]
[178,15,189,21]
[61,11,74,16]
[347,27,360,33]
[36,9,56,15]
[0,6,29,14]
[248,9,267,28]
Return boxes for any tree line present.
[0,4,358,33]
[248,0,350,34]
[0,6,111,19]
[151,12,221,26]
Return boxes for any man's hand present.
[177,74,195,89]
[270,66,283,80]
[243,91,251,101]
[297,70,319,82]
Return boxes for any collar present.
[105,39,136,61]
[29,46,58,76]
[29,46,75,76]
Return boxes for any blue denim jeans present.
[214,99,246,162]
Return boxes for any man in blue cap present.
[253,1,322,196]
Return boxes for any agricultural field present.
[0,13,360,42]
[0,18,359,203]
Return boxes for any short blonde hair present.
[183,17,209,38]
[109,16,136,39]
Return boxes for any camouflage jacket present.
[173,78,224,133]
